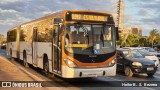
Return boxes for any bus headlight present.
[107,58,116,67]
[64,58,78,68]
[132,62,142,67]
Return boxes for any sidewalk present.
[0,55,68,90]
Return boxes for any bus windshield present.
[65,24,115,55]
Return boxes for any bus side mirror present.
[53,18,63,25]
[115,27,119,41]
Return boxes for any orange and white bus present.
[7,10,118,78]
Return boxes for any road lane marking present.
[143,87,155,90]
[105,76,122,81]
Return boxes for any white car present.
[156,53,160,60]
[141,47,160,60]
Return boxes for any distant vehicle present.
[0,42,6,49]
[152,45,160,60]
[137,49,159,67]
[143,47,160,60]
[153,44,160,52]
[141,47,158,55]
[122,47,159,67]
[156,54,160,60]
[117,49,157,77]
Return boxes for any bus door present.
[52,25,62,74]
[32,27,38,65]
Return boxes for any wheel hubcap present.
[44,63,48,73]
[125,67,130,76]
[24,58,26,65]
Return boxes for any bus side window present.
[33,27,38,42]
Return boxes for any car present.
[122,47,159,67]
[153,44,160,53]
[0,43,6,49]
[137,49,159,67]
[141,47,158,55]
[117,48,157,77]
[156,53,160,60]
[144,47,160,61]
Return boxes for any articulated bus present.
[7,10,118,78]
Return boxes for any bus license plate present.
[147,67,154,71]
[87,74,97,77]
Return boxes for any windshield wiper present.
[100,31,105,47]
[77,23,89,45]
[79,24,88,35]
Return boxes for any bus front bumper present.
[62,64,116,78]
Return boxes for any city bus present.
[7,10,118,78]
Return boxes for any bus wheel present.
[124,66,133,77]
[43,56,49,76]
[23,51,29,67]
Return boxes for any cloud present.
[0,17,30,25]
[0,0,117,36]
[1,0,157,36]
[0,0,22,4]
[136,0,160,28]
[123,0,160,36]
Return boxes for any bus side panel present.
[6,42,14,57]
[7,28,19,58]
[6,43,9,56]
[19,42,24,60]
[37,42,52,71]
[19,42,33,64]
[11,42,17,58]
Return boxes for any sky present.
[0,0,160,37]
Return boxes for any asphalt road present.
[0,48,160,90]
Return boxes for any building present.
[131,28,142,36]
[120,27,142,36]
[117,0,142,37]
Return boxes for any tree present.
[155,33,160,44]
[148,29,158,47]
[126,34,139,47]
[138,36,149,47]
[120,34,128,47]
[118,34,140,47]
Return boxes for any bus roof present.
[8,10,113,32]
[22,10,113,25]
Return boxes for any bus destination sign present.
[71,14,108,22]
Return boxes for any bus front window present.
[93,25,115,54]
[65,24,115,55]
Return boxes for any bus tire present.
[23,51,29,67]
[43,55,49,76]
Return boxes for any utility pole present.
[117,0,124,32]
